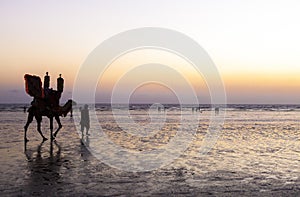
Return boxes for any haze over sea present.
[0,103,299,196]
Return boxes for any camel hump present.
[24,74,44,98]
[45,89,61,107]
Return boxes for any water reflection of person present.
[80,104,90,135]
[80,134,90,162]
[80,135,90,162]
[81,133,90,147]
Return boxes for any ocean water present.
[0,104,299,196]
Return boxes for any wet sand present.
[0,110,300,196]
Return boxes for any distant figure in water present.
[23,106,27,113]
[80,105,90,135]
[194,106,201,113]
[215,107,220,115]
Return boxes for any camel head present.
[67,99,77,106]
[62,99,77,117]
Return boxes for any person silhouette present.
[80,104,90,135]
[57,74,64,92]
[215,107,220,115]
[44,72,50,99]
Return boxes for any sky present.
[0,0,300,104]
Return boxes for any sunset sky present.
[0,0,300,104]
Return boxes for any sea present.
[0,103,299,196]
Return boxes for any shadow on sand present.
[23,140,62,195]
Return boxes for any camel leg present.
[24,111,34,142]
[53,116,62,138]
[50,117,54,140]
[36,116,48,141]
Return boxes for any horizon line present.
[1,102,300,105]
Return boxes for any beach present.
[0,104,299,196]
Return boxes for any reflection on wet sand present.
[0,109,299,196]
[24,140,62,196]
[80,134,90,162]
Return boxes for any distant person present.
[43,72,50,99]
[215,107,220,115]
[57,74,64,92]
[195,106,201,112]
[44,72,50,90]
[23,106,27,113]
[80,105,90,135]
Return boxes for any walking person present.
[80,105,90,135]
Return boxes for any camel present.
[24,99,76,142]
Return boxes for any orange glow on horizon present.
[223,71,300,90]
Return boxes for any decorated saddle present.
[24,74,62,108]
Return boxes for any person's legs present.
[86,125,90,135]
[81,124,84,135]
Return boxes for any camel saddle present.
[25,74,62,113]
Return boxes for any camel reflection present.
[24,140,62,195]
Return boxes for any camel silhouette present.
[24,99,76,142]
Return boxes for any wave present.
[0,103,299,112]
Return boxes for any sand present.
[0,108,299,196]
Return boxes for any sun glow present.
[96,49,210,103]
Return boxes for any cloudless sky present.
[0,0,300,103]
